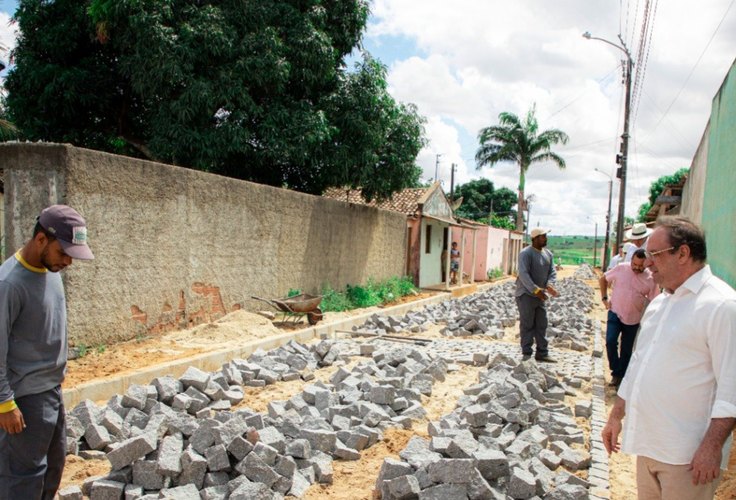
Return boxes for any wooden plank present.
[654,195,681,205]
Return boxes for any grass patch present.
[316,276,418,313]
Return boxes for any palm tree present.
[0,42,17,139]
[475,106,568,232]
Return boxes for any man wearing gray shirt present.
[0,205,94,500]
[515,227,558,362]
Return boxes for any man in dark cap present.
[0,205,94,499]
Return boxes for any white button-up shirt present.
[618,265,736,467]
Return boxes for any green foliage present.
[347,283,381,308]
[487,267,503,280]
[636,168,689,222]
[475,105,569,231]
[96,344,106,354]
[547,235,600,265]
[6,0,426,201]
[320,284,353,312]
[77,344,88,358]
[287,288,302,298]
[454,179,517,226]
[319,276,417,312]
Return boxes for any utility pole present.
[594,168,614,270]
[449,163,456,206]
[617,50,633,251]
[593,222,598,268]
[583,32,633,252]
[434,154,443,182]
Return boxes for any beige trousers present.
[637,456,721,500]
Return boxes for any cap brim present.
[59,240,95,260]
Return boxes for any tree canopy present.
[636,167,689,222]
[453,179,517,229]
[4,0,425,200]
[475,106,568,231]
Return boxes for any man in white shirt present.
[607,244,625,270]
[623,222,653,263]
[602,216,736,499]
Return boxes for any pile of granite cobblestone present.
[356,278,598,352]
[58,340,448,500]
[375,353,594,500]
[572,264,597,280]
[57,277,603,500]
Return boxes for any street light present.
[524,194,536,244]
[583,31,633,254]
[594,168,613,270]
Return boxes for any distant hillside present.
[546,235,604,266]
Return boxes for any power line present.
[545,66,619,121]
[650,0,736,134]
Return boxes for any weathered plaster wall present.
[701,62,736,288]
[680,122,709,225]
[1,144,407,345]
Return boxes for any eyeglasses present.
[644,246,674,259]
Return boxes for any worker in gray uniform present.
[515,227,558,362]
[0,205,94,500]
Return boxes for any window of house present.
[425,225,432,253]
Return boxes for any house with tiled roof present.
[324,182,481,289]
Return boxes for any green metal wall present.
[703,61,736,288]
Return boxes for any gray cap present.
[38,205,94,260]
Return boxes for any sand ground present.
[58,268,736,498]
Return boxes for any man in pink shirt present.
[599,249,659,386]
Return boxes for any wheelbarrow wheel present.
[307,308,323,325]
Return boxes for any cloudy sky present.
[2,1,735,235]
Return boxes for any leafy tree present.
[0,42,18,140]
[454,178,517,228]
[321,55,425,200]
[636,167,689,222]
[5,0,425,200]
[475,106,569,231]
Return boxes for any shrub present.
[487,267,503,280]
[320,284,352,312]
[347,284,381,308]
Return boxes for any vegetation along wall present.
[1,143,407,346]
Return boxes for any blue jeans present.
[606,310,639,378]
[0,386,66,500]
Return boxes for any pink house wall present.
[451,225,507,281]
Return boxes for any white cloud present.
[367,0,736,235]
[0,11,18,77]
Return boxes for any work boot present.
[522,354,532,361]
[535,355,557,363]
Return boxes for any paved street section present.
[58,275,608,499]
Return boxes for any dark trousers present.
[516,293,549,357]
[605,310,639,378]
[0,386,66,500]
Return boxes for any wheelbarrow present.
[251,294,324,325]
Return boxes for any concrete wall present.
[701,63,736,288]
[486,227,507,272]
[680,123,709,225]
[0,143,407,345]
